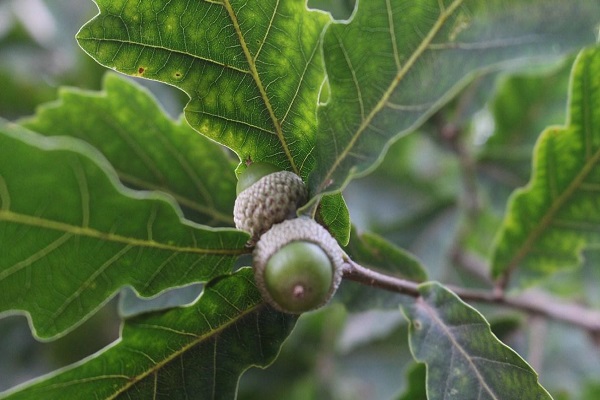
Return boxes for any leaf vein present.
[504,141,600,274]
[114,171,233,224]
[386,0,401,70]
[142,252,180,292]
[281,30,322,126]
[335,31,365,121]
[72,159,90,229]
[77,37,251,74]
[0,175,10,211]
[186,108,277,136]
[0,210,245,256]
[42,375,131,391]
[0,232,73,282]
[49,245,133,322]
[100,115,167,185]
[582,54,593,160]
[153,126,217,211]
[254,0,279,62]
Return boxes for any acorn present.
[253,218,344,313]
[234,162,307,243]
[236,162,281,195]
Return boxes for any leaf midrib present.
[317,0,465,192]
[503,54,598,276]
[0,210,245,255]
[222,0,299,174]
[80,1,319,175]
[504,133,600,274]
[420,295,499,399]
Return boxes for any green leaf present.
[583,381,600,400]
[1,268,296,400]
[396,363,427,400]
[76,0,330,180]
[403,283,551,400]
[310,0,600,197]
[0,120,247,339]
[239,305,347,399]
[20,73,236,226]
[76,1,352,242]
[491,47,600,286]
[316,193,351,246]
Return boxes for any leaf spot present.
[413,319,422,330]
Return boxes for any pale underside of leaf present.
[404,283,551,400]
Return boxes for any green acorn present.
[253,218,344,313]
[236,162,281,195]
[234,162,307,243]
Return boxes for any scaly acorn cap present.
[234,170,307,243]
[253,217,344,313]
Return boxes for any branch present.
[342,258,420,297]
[456,285,600,333]
[343,258,600,334]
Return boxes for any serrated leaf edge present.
[493,48,600,280]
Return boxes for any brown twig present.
[343,258,600,334]
[342,258,420,297]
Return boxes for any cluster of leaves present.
[1,0,600,399]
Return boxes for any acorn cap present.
[234,170,307,243]
[253,217,344,313]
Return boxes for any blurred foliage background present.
[1,1,599,399]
